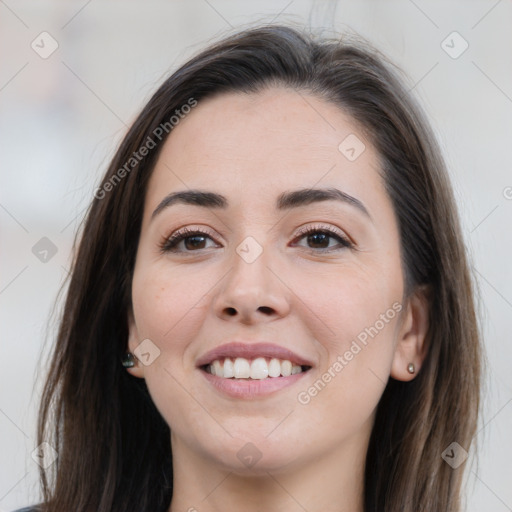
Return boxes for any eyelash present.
[159,227,215,253]
[158,224,354,254]
[294,224,353,251]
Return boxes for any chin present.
[203,435,306,475]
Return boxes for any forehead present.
[145,87,387,216]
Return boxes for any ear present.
[126,306,145,379]
[391,285,430,381]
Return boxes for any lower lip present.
[200,368,310,399]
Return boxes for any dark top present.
[13,508,39,512]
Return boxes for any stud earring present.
[122,352,135,368]
[407,362,415,374]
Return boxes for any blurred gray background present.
[1,1,511,510]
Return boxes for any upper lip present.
[196,341,314,368]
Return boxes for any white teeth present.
[291,365,302,374]
[206,357,307,379]
[281,360,292,377]
[223,357,234,378]
[212,360,222,377]
[250,357,269,380]
[233,357,251,378]
[268,358,281,378]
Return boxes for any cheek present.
[130,263,217,434]
[131,261,212,343]
[295,293,401,439]
[291,267,402,405]
[289,260,403,351]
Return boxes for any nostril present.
[258,306,274,315]
[225,307,237,316]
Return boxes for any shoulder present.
[12,507,41,512]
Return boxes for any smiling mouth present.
[201,356,312,380]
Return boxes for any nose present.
[213,245,290,324]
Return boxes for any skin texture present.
[127,87,429,512]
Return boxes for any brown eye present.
[182,235,208,250]
[293,226,353,251]
[160,229,218,253]
[306,232,331,249]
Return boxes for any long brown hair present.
[37,24,481,512]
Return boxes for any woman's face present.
[128,87,423,474]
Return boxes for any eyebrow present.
[151,187,371,221]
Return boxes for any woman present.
[19,24,481,512]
